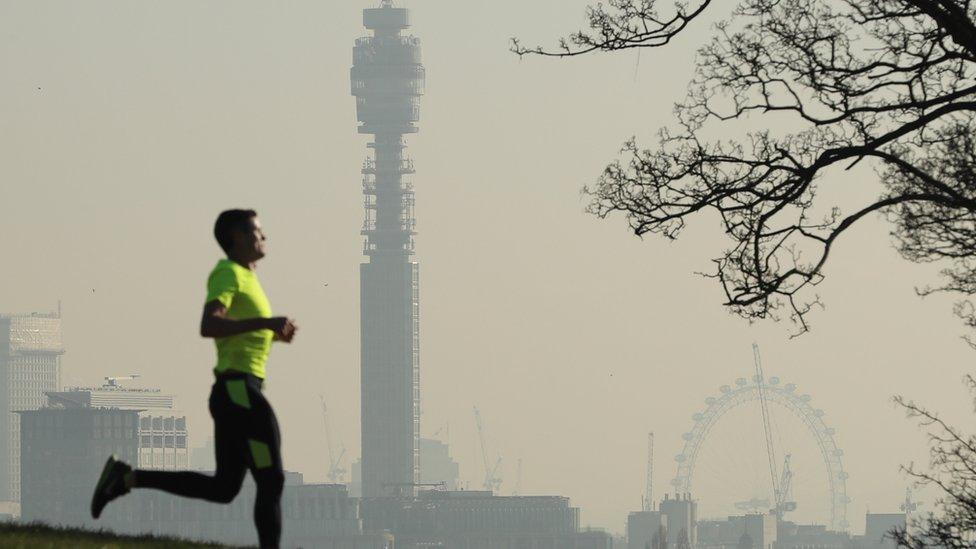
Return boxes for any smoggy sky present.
[2,0,972,533]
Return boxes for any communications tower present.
[351,0,425,499]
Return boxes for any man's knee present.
[255,469,284,498]
[212,473,244,503]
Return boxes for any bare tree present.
[893,378,976,548]
[514,0,976,336]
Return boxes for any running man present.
[91,209,297,549]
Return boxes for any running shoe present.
[90,454,131,519]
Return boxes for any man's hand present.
[268,317,298,343]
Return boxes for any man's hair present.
[213,209,257,254]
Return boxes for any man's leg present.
[132,411,247,503]
[91,382,248,518]
[245,386,285,549]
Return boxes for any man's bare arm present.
[200,300,297,342]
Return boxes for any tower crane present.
[473,406,503,493]
[320,396,347,484]
[514,458,522,496]
[777,454,797,514]
[754,343,784,520]
[900,487,923,516]
[643,432,655,511]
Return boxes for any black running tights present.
[134,374,284,549]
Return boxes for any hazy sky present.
[2,0,973,533]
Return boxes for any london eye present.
[670,346,850,531]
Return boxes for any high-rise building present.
[660,493,698,548]
[0,312,63,504]
[47,383,188,471]
[351,0,425,499]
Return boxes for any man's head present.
[214,209,266,263]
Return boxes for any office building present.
[660,493,698,548]
[47,382,188,470]
[0,312,64,504]
[19,406,138,528]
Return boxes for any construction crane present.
[514,458,522,496]
[319,396,347,484]
[643,432,655,511]
[431,422,449,442]
[473,406,503,493]
[777,454,797,514]
[900,487,923,516]
[735,497,771,513]
[103,374,140,388]
[754,343,784,520]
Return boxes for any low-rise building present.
[628,510,667,549]
[19,406,139,529]
[46,383,188,471]
[361,490,611,548]
[698,514,776,549]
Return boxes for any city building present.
[660,493,698,548]
[350,437,460,497]
[361,490,611,548]
[189,435,215,471]
[857,513,906,549]
[19,406,139,529]
[698,514,776,549]
[352,0,425,499]
[0,312,64,505]
[418,438,460,491]
[46,381,188,470]
[627,510,667,549]
[776,521,851,549]
[116,476,390,548]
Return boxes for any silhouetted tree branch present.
[514,0,976,336]
[893,377,976,548]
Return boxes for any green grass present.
[0,521,242,548]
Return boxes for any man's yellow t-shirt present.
[206,259,274,379]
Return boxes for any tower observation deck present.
[352,0,425,499]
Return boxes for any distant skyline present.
[1,0,972,532]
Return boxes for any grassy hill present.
[0,522,242,548]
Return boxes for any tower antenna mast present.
[353,0,425,499]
